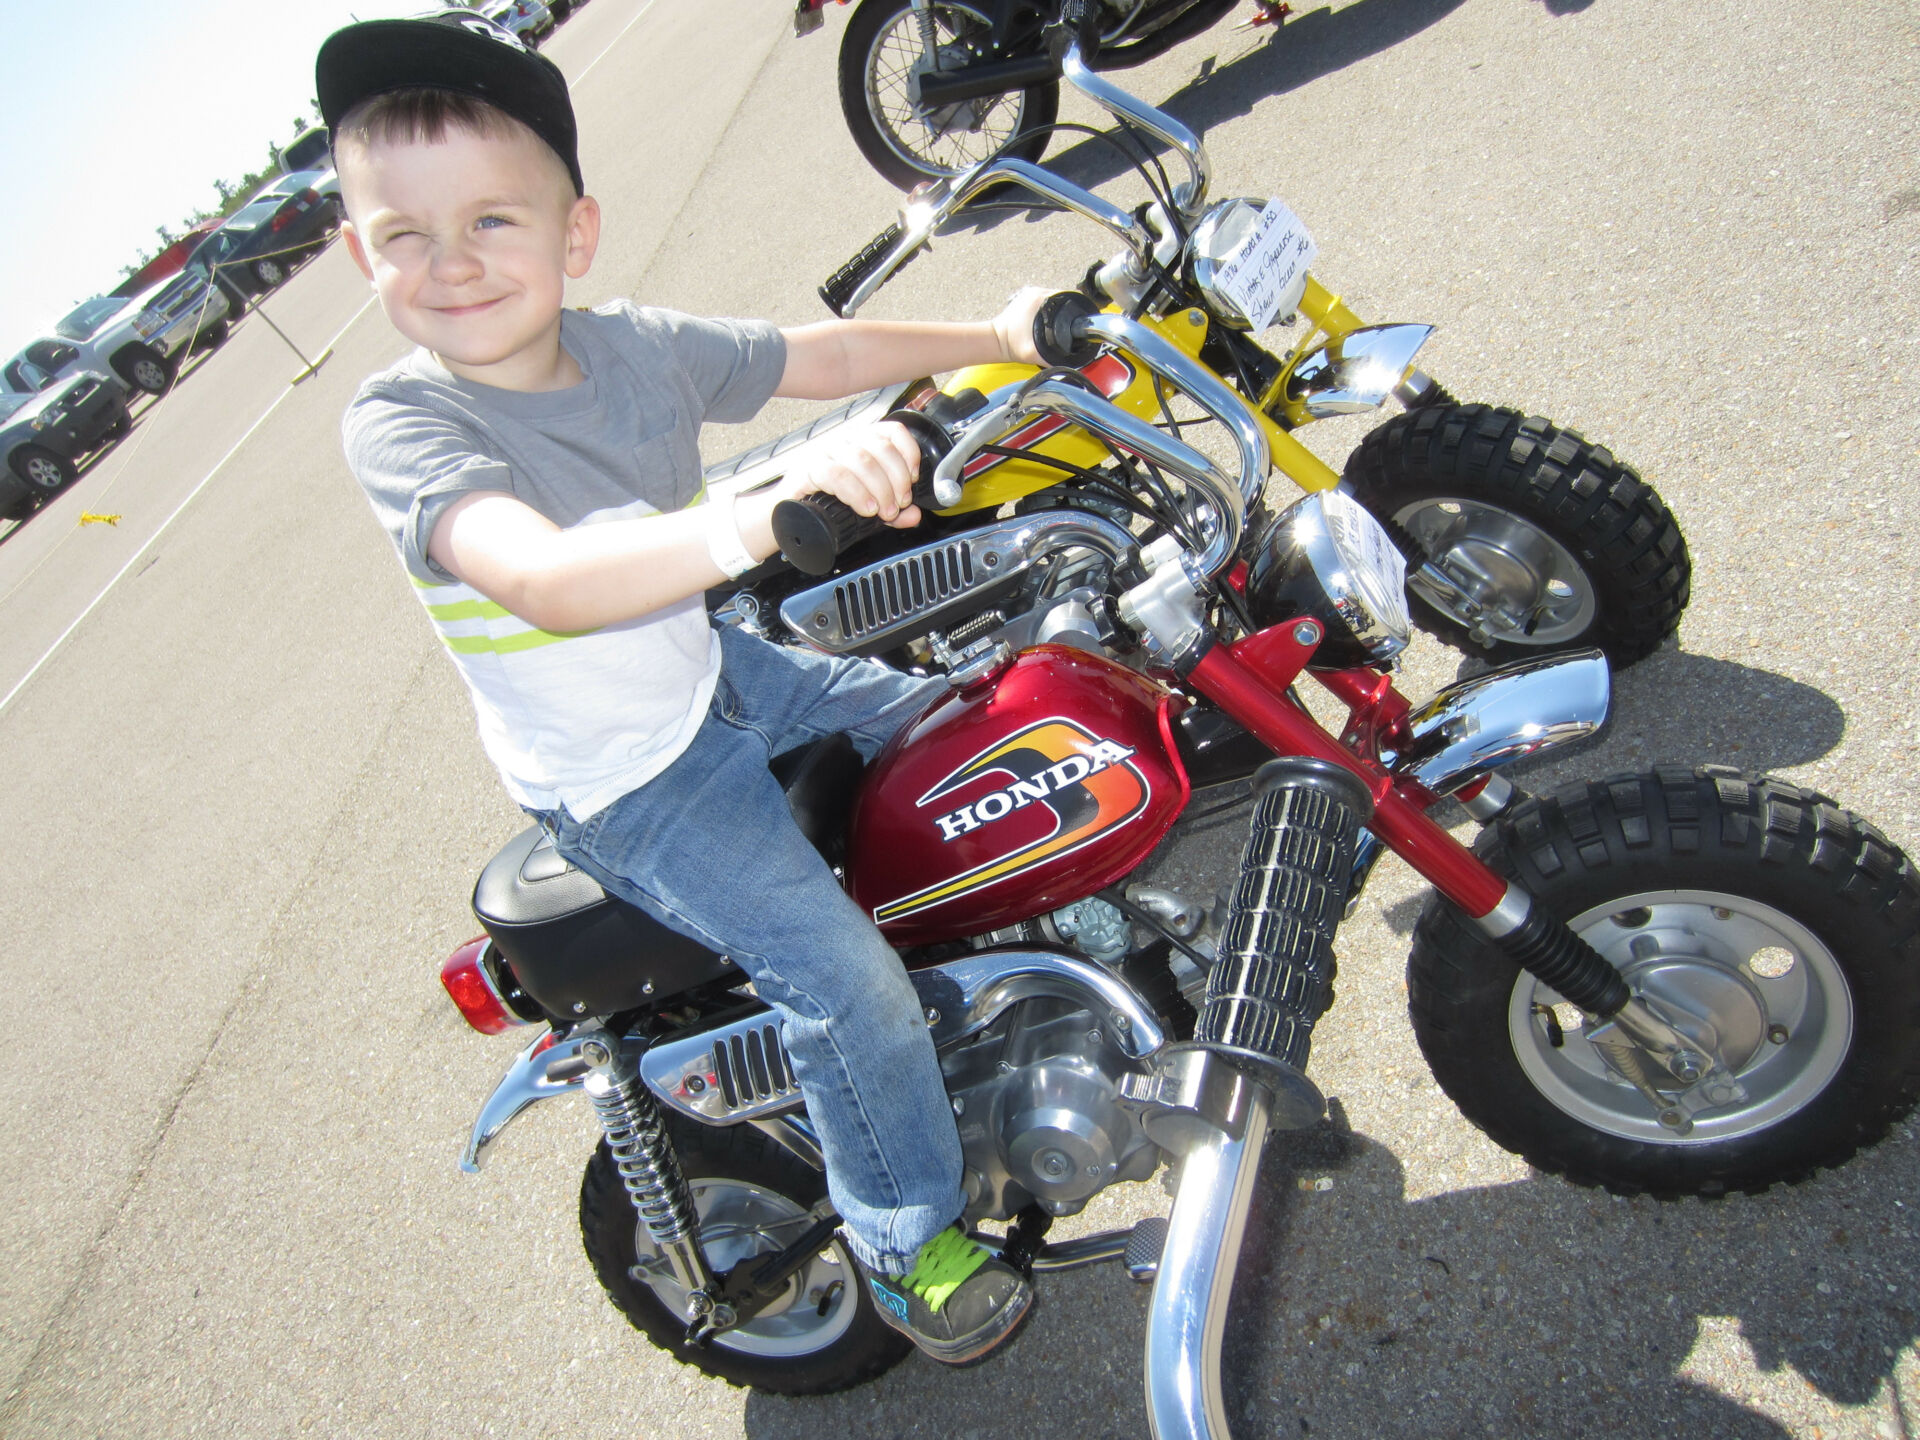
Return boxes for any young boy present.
[318,13,1045,1365]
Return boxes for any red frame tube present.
[1188,640,1509,919]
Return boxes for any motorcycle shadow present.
[941,0,1470,238]
[739,1096,1919,1439]
[1219,1101,1920,1438]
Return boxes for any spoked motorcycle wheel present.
[838,0,1059,189]
[580,1115,911,1393]
[1344,403,1689,669]
[1408,767,1920,1197]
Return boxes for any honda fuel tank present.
[850,646,1191,946]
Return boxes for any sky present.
[0,0,436,352]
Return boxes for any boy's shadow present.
[944,0,1469,237]
[740,1101,1918,1438]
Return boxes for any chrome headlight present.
[1184,197,1313,332]
[131,308,167,340]
[1245,490,1411,668]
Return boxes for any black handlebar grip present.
[1032,290,1104,368]
[819,222,916,319]
[772,492,884,576]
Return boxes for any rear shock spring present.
[585,1063,699,1250]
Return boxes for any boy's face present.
[339,124,598,388]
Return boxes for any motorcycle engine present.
[940,992,1162,1220]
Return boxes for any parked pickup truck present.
[4,265,232,399]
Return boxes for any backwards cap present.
[316,13,583,195]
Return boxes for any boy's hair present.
[335,87,580,198]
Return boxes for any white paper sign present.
[1213,199,1317,332]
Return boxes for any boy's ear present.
[340,221,376,283]
[564,195,601,281]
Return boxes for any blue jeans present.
[535,626,957,1275]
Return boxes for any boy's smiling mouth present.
[433,298,507,317]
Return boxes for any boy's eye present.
[476,215,510,230]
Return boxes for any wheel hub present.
[1395,497,1595,646]
[628,1178,856,1357]
[1508,889,1852,1144]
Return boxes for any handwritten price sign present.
[1214,199,1316,332]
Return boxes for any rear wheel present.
[1408,767,1920,1196]
[12,444,74,494]
[839,0,1059,189]
[1345,403,1689,668]
[580,1114,911,1393]
[112,343,175,394]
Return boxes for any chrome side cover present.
[1387,648,1611,794]
[779,510,1135,656]
[1281,322,1436,424]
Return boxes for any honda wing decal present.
[873,717,1150,924]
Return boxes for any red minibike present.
[437,309,1920,1435]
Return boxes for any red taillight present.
[271,210,292,231]
[440,936,530,1034]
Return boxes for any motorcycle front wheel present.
[580,1115,911,1392]
[1344,403,1690,669]
[1407,767,1920,1196]
[838,0,1059,188]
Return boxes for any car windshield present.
[54,297,127,342]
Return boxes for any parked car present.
[257,167,341,213]
[188,186,339,297]
[110,217,223,299]
[0,371,129,518]
[33,268,233,397]
[482,0,553,45]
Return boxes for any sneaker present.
[864,1225,1034,1365]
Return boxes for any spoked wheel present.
[1408,767,1920,1196]
[252,256,287,288]
[838,0,1058,189]
[580,1115,910,1393]
[1345,403,1689,668]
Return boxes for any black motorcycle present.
[796,0,1288,187]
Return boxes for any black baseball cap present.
[316,13,584,195]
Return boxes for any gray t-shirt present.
[347,302,787,582]
[341,302,788,818]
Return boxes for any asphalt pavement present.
[1,1,1916,1437]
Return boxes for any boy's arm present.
[775,288,1049,399]
[428,422,923,634]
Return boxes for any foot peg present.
[1125,1216,1169,1282]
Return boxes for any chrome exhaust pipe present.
[1144,1088,1272,1440]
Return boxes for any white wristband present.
[704,494,757,580]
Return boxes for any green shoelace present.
[901,1228,991,1313]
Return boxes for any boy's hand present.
[992,287,1052,367]
[780,419,924,528]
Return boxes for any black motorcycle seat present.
[471,733,866,1020]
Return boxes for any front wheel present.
[580,1114,911,1393]
[12,444,75,494]
[1408,767,1920,1197]
[251,256,287,289]
[838,0,1059,189]
[112,343,175,395]
[1344,403,1689,668]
